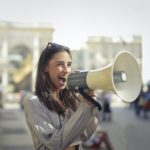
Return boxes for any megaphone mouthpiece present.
[67,71,89,92]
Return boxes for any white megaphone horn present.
[67,51,142,103]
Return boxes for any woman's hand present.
[78,89,96,106]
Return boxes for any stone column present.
[32,33,40,91]
[2,38,8,89]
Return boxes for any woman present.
[23,42,99,150]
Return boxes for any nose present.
[63,65,71,74]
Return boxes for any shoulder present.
[23,94,37,104]
[23,94,44,111]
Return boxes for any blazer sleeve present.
[23,96,99,150]
[80,111,99,142]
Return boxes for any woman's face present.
[47,51,72,90]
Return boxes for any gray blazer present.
[23,95,99,150]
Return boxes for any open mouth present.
[58,76,67,85]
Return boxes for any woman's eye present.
[57,62,63,66]
[68,63,72,67]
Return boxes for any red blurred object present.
[83,130,114,150]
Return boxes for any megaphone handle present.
[79,89,102,111]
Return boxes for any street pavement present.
[100,106,150,150]
[0,102,150,150]
[0,104,34,150]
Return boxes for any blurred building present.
[0,21,142,93]
[78,35,142,70]
[0,21,54,92]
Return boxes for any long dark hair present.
[35,42,78,115]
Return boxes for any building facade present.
[78,35,142,70]
[0,21,54,92]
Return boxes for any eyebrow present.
[57,61,72,64]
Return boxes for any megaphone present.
[67,51,142,103]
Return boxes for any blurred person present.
[142,83,150,118]
[144,82,150,108]
[133,87,145,116]
[134,84,150,118]
[101,91,112,121]
[23,42,100,150]
[0,84,3,108]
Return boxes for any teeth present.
[58,77,66,82]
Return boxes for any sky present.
[0,0,150,82]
